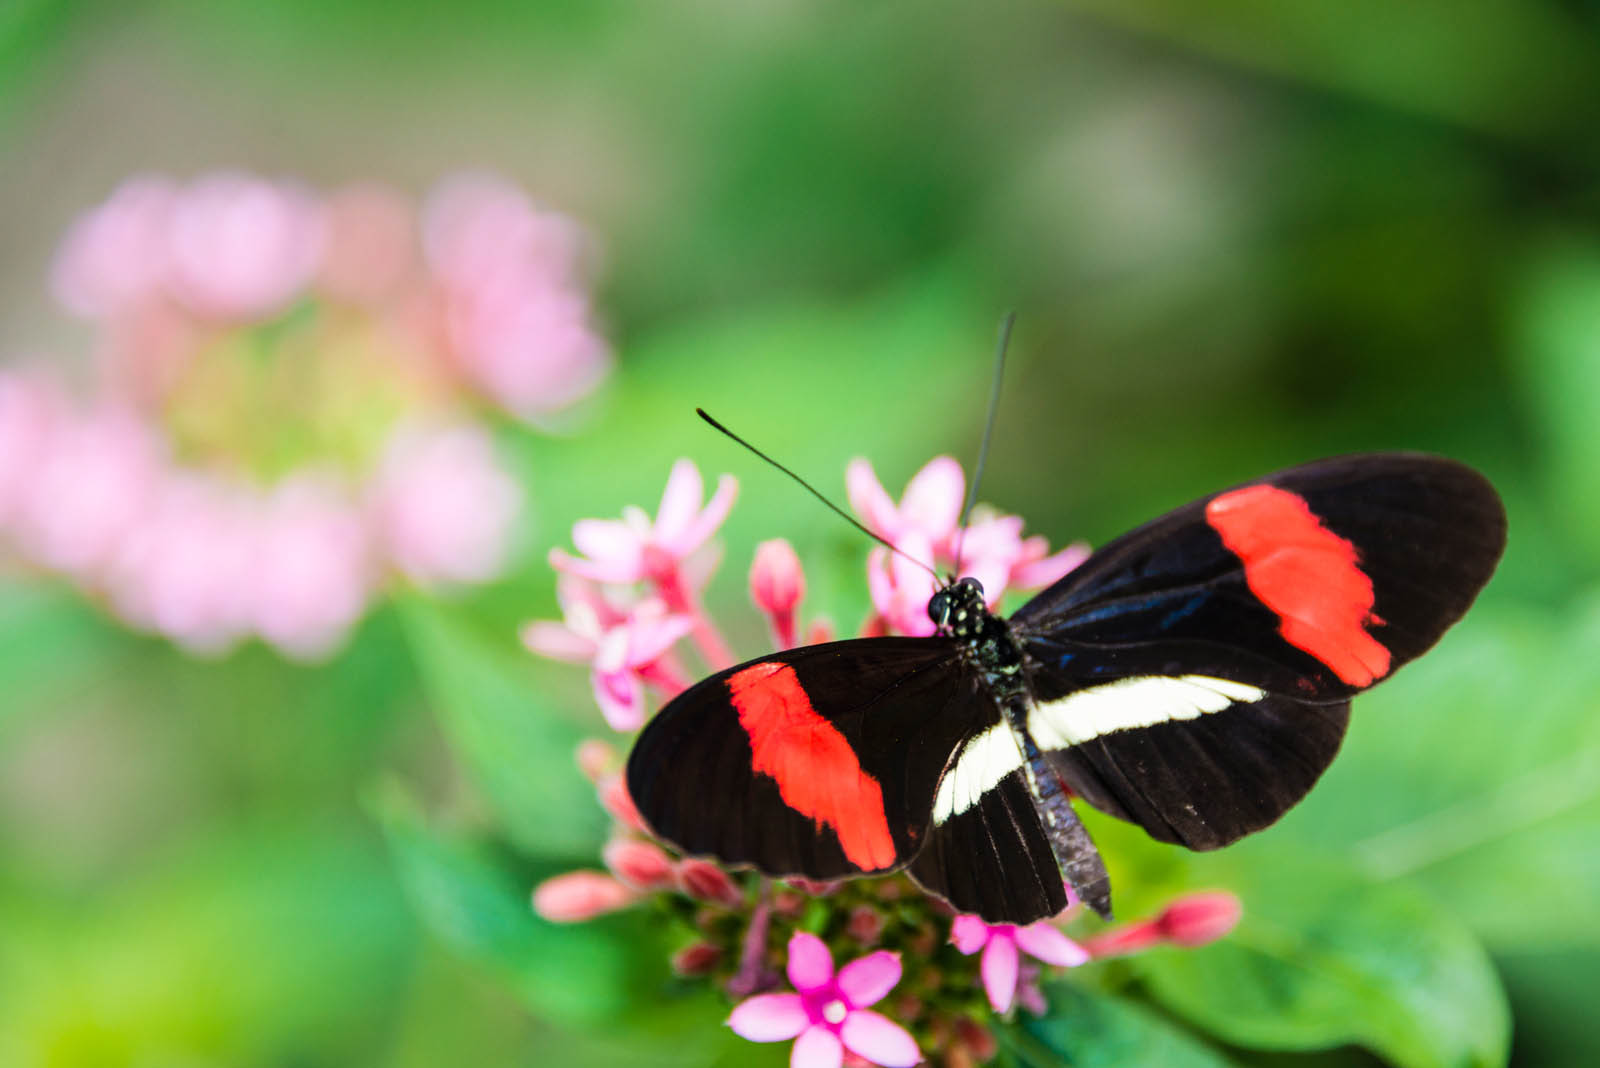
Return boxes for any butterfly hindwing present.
[626,637,986,879]
[1011,453,1504,849]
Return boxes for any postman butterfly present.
[625,417,1505,924]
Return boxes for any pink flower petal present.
[591,665,644,731]
[571,518,643,569]
[675,473,738,554]
[1014,922,1091,968]
[1012,540,1091,591]
[786,932,835,993]
[548,546,643,585]
[653,459,705,543]
[899,456,965,540]
[950,915,992,955]
[728,993,810,1042]
[750,538,806,616]
[520,621,598,662]
[846,458,899,537]
[623,612,695,667]
[839,1010,921,1068]
[790,1025,843,1068]
[836,950,901,1009]
[981,932,1020,1013]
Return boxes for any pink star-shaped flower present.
[549,458,736,587]
[950,915,1089,1014]
[521,579,693,731]
[728,932,920,1068]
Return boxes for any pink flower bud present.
[676,859,742,907]
[750,538,804,615]
[805,617,836,645]
[955,1017,998,1061]
[531,870,637,923]
[787,877,838,897]
[1157,890,1242,947]
[670,941,722,977]
[575,738,615,782]
[603,838,675,891]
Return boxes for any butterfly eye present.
[927,590,950,625]
[961,577,984,598]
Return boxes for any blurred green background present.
[3,1,1599,1065]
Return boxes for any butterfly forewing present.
[626,637,985,880]
[1011,453,1505,849]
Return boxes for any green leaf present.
[1130,848,1510,1068]
[398,597,605,858]
[1012,983,1237,1067]
[374,785,636,1027]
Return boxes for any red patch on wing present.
[1206,484,1391,686]
[727,661,897,871]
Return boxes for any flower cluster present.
[524,457,1242,1065]
[1,171,609,658]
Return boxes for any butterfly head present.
[928,576,988,638]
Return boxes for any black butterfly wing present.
[627,636,1075,923]
[1011,453,1505,850]
[627,637,983,879]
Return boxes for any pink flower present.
[950,915,1089,1014]
[750,538,806,648]
[249,475,373,660]
[163,172,325,320]
[0,370,62,527]
[317,184,416,305]
[51,176,176,317]
[370,424,524,587]
[104,474,255,654]
[521,584,693,731]
[425,172,611,420]
[14,402,162,578]
[850,457,1090,634]
[847,456,964,548]
[602,838,677,892]
[728,932,920,1068]
[550,458,737,587]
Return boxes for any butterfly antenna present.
[695,408,942,582]
[951,312,1014,580]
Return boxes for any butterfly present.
[625,454,1505,923]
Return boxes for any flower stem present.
[727,880,776,999]
[655,570,735,671]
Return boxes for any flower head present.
[728,932,920,1068]
[950,915,1089,1014]
[849,457,1088,635]
[521,579,693,730]
[550,458,737,587]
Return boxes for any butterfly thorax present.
[928,577,1025,688]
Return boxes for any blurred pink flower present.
[425,172,611,420]
[1084,890,1243,958]
[864,531,940,638]
[550,458,738,586]
[249,476,373,660]
[950,914,1089,1014]
[51,176,176,318]
[847,456,964,548]
[163,172,326,320]
[521,585,692,731]
[370,424,524,588]
[728,932,919,1068]
[104,474,254,654]
[14,402,162,577]
[0,371,62,526]
[317,184,415,305]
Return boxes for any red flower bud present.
[847,904,885,945]
[670,940,722,976]
[676,859,743,907]
[1157,890,1242,947]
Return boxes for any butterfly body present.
[626,454,1506,924]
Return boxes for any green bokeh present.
[3,1,1598,1065]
